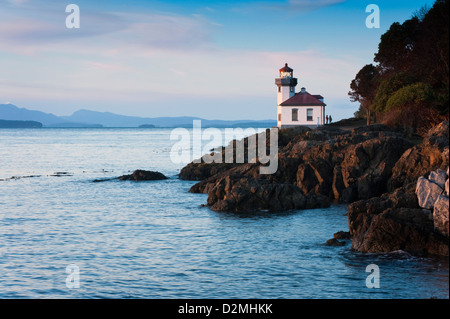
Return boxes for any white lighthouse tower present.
[275,63,297,127]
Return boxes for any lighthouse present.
[275,63,297,127]
[275,63,326,129]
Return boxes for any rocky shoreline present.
[179,120,449,256]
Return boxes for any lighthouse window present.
[307,109,313,121]
[290,86,294,92]
[278,87,281,93]
[278,114,281,121]
[292,109,298,121]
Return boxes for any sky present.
[0,0,437,121]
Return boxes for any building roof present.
[280,90,326,107]
[279,63,293,73]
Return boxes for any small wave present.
[385,250,412,257]
[0,175,41,181]
[50,172,73,177]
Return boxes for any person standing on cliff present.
[329,115,332,124]
[326,115,329,124]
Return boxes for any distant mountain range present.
[0,103,276,128]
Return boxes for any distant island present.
[0,119,42,128]
[0,103,276,128]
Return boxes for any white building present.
[275,63,326,129]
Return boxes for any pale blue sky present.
[0,0,436,120]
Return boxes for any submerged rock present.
[118,170,167,181]
[92,178,115,183]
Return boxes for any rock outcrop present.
[349,166,449,256]
[179,162,238,181]
[388,121,449,191]
[181,124,414,212]
[415,176,445,209]
[349,205,447,255]
[118,169,167,181]
[180,119,449,255]
[415,167,449,239]
[344,122,449,256]
[206,176,330,213]
[434,195,449,238]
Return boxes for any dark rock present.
[181,122,415,212]
[180,121,446,217]
[336,134,414,200]
[296,127,413,201]
[349,207,448,256]
[189,163,260,194]
[428,168,448,189]
[119,169,167,181]
[296,158,332,196]
[348,182,419,219]
[388,121,449,191]
[416,176,444,209]
[331,165,345,200]
[341,185,358,203]
[334,231,351,239]
[179,162,238,181]
[433,194,449,238]
[205,176,330,213]
[348,182,448,256]
[92,178,115,183]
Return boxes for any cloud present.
[0,3,218,56]
[0,0,360,120]
[0,4,129,54]
[3,0,30,5]
[287,0,347,11]
[112,12,218,51]
[231,0,347,14]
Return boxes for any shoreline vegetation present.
[349,0,448,134]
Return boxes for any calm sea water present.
[0,128,448,299]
